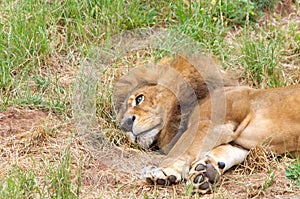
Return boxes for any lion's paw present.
[188,160,224,194]
[141,166,183,186]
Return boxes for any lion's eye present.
[135,94,144,105]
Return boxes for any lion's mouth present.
[127,124,161,149]
[134,123,161,137]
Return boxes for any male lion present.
[113,55,300,194]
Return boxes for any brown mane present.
[113,55,237,116]
[113,55,238,152]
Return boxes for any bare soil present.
[0,108,299,198]
[1,1,300,198]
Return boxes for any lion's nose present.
[120,115,136,132]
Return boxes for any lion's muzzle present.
[120,115,136,132]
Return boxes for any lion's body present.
[114,55,300,193]
[228,85,300,154]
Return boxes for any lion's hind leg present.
[189,144,248,194]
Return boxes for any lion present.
[113,55,300,194]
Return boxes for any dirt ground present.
[1,1,300,198]
[0,105,299,198]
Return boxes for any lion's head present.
[117,84,180,149]
[113,55,237,153]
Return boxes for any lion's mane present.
[113,55,237,151]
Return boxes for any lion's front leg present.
[189,144,249,193]
[141,120,214,186]
[141,157,191,185]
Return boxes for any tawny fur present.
[114,55,237,152]
[113,55,300,193]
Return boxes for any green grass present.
[0,0,294,112]
[0,143,79,199]
[0,166,41,199]
[0,0,299,197]
[286,158,300,187]
[235,28,284,88]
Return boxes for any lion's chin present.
[126,128,160,149]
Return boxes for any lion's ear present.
[157,56,172,67]
[170,55,193,70]
[157,54,192,68]
[113,65,161,117]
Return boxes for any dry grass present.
[1,0,300,198]
[1,109,298,198]
[0,108,87,198]
[72,2,300,196]
[216,146,299,199]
